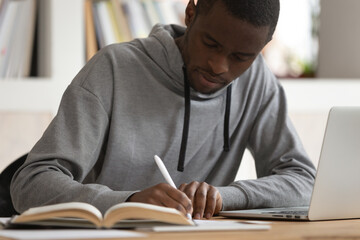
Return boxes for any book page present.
[103,202,193,228]
[13,202,103,227]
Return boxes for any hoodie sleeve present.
[218,71,316,211]
[10,47,136,215]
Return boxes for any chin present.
[193,85,222,94]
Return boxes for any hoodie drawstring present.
[177,66,191,172]
[177,66,232,172]
[223,84,232,152]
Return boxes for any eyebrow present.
[204,33,256,57]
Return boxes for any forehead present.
[194,1,269,54]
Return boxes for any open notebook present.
[220,106,360,221]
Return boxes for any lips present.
[190,69,228,93]
[199,71,225,85]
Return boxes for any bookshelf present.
[0,0,187,114]
[0,0,85,115]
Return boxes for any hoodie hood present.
[138,24,232,100]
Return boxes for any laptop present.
[219,106,360,221]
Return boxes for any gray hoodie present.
[11,24,316,214]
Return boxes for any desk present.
[1,219,359,240]
[142,219,360,240]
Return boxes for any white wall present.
[317,0,360,78]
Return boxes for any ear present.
[184,0,196,26]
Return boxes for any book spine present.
[112,0,132,42]
[95,1,117,46]
[0,1,20,77]
[0,0,10,31]
[92,1,105,49]
[85,0,98,61]
[121,0,151,38]
[140,0,158,29]
[156,0,181,26]
[19,0,37,77]
[106,0,122,43]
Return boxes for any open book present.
[9,202,194,229]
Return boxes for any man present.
[11,0,316,220]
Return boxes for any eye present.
[203,40,218,49]
[232,54,248,62]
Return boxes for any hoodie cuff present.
[92,190,138,214]
[216,186,249,211]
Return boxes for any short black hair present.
[196,0,280,42]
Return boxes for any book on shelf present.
[0,0,18,78]
[121,0,152,39]
[93,0,118,48]
[153,0,183,26]
[9,0,36,78]
[0,0,10,30]
[111,0,132,42]
[86,0,132,60]
[85,0,98,61]
[85,0,186,61]
[91,0,105,49]
[0,0,36,78]
[8,201,194,229]
[140,0,161,28]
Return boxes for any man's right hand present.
[126,183,193,216]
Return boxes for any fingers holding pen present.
[179,181,223,219]
[180,181,206,219]
[127,183,192,216]
[165,184,193,214]
[179,181,200,217]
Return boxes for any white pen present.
[154,155,192,220]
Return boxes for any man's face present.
[179,1,270,94]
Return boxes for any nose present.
[208,54,229,75]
